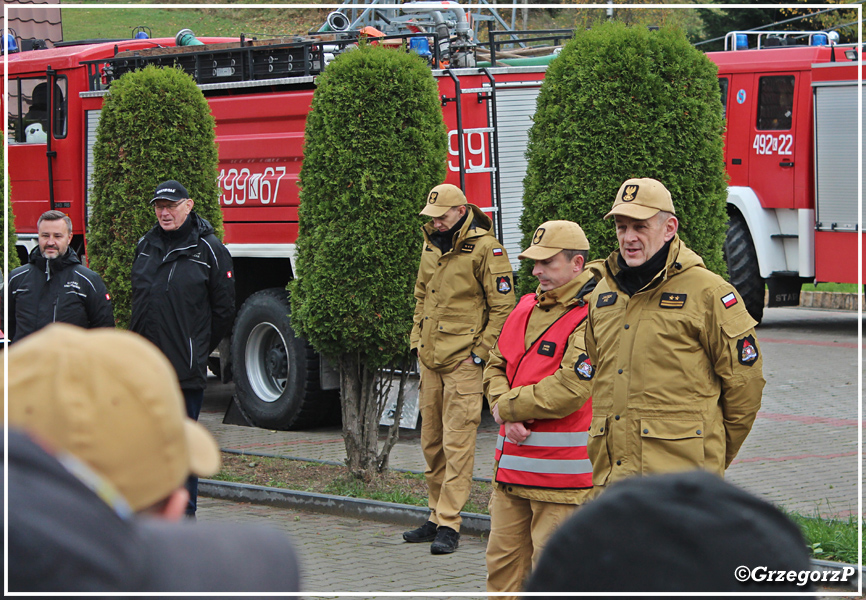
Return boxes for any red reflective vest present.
[493,293,592,489]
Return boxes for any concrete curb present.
[199,479,492,537]
[782,291,862,311]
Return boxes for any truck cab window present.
[757,75,794,130]
[719,77,728,119]
[8,76,67,144]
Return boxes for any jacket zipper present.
[166,263,177,291]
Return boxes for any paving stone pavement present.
[197,496,486,597]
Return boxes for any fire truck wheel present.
[723,211,764,324]
[230,288,328,430]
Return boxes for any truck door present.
[7,74,69,231]
[724,73,753,187]
[748,73,797,209]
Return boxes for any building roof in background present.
[3,0,62,48]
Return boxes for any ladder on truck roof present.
[441,67,504,244]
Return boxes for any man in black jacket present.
[131,180,235,517]
[7,210,114,342]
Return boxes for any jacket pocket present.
[639,418,704,475]
[432,320,477,367]
[587,415,611,486]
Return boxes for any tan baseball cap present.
[420,183,467,218]
[518,220,590,261]
[604,178,676,220]
[4,323,221,512]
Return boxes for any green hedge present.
[87,65,222,328]
[520,21,728,293]
[289,43,447,367]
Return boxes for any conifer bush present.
[87,65,222,328]
[289,42,447,474]
[2,137,21,271]
[520,21,728,292]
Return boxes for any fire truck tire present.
[230,288,327,430]
[724,211,764,324]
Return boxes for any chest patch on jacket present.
[497,276,512,295]
[737,335,759,366]
[659,293,686,309]
[461,243,475,253]
[574,353,594,380]
[537,341,556,357]
[596,291,618,307]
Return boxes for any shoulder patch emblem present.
[596,292,618,308]
[721,292,738,308]
[537,340,556,357]
[461,243,475,253]
[493,247,503,257]
[659,293,687,309]
[496,276,512,295]
[737,335,759,366]
[574,353,594,380]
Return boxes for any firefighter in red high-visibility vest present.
[483,220,602,598]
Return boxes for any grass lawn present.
[801,282,862,294]
[61,3,331,41]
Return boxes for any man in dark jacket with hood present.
[7,210,114,342]
[131,180,235,517]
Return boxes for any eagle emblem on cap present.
[622,185,638,202]
[533,228,545,245]
[427,191,439,204]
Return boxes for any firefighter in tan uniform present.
[404,183,515,554]
[483,221,602,598]
[584,178,765,492]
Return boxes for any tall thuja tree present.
[289,43,446,477]
[520,21,728,294]
[87,65,222,328]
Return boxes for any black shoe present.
[430,526,459,554]
[403,520,438,543]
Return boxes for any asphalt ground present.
[197,305,863,595]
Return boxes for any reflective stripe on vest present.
[493,293,592,489]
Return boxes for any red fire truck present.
[5,18,862,428]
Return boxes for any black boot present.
[403,520,438,543]
[430,526,459,554]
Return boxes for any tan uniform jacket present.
[584,236,764,488]
[484,263,603,503]
[411,204,515,372]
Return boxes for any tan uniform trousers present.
[419,361,483,532]
[486,485,578,599]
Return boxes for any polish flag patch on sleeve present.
[227,271,233,279]
[493,248,503,257]
[105,293,111,301]
[721,292,738,308]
